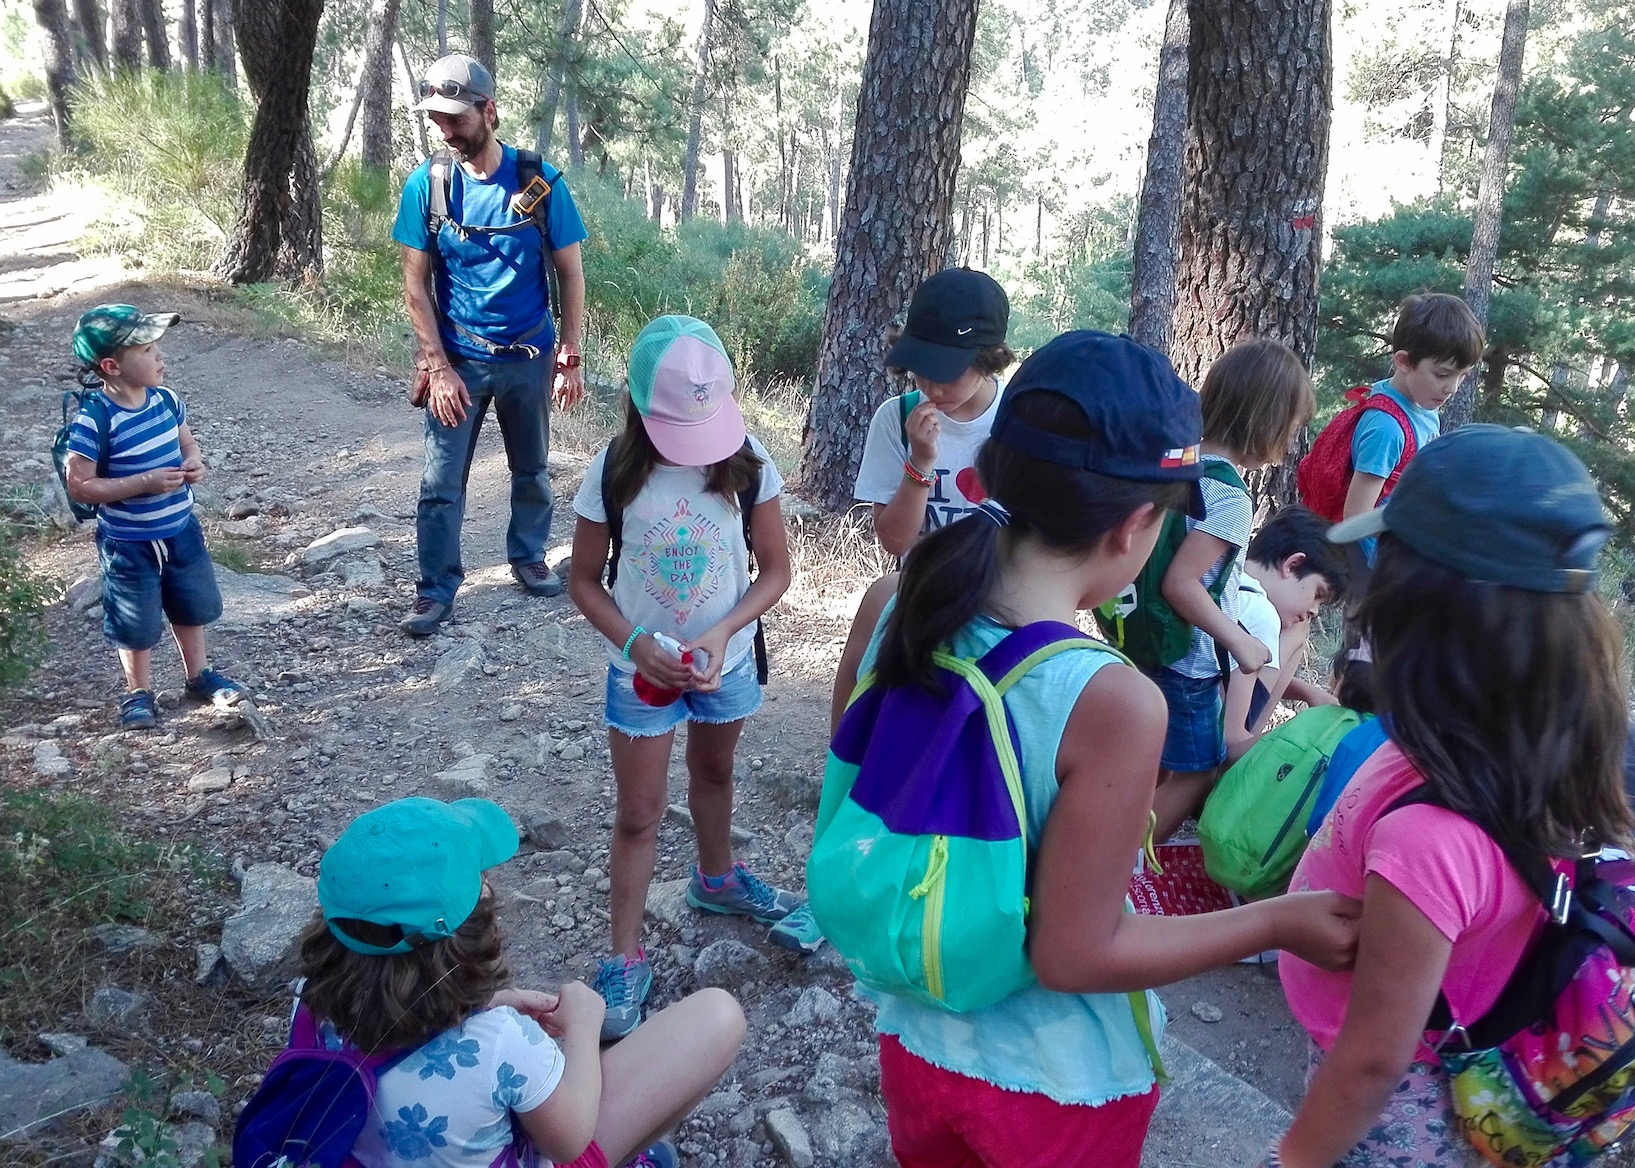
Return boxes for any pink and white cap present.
[627,315,746,466]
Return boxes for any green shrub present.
[0,521,48,689]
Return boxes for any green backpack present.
[1093,459,1247,669]
[806,621,1165,1075]
[1197,705,1365,899]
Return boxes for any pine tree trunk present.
[721,89,740,224]
[566,91,583,167]
[535,0,581,158]
[397,37,429,160]
[110,0,141,68]
[210,0,235,88]
[799,0,979,511]
[71,0,107,70]
[179,0,197,68]
[215,0,325,285]
[137,0,168,69]
[32,0,75,146]
[436,0,447,54]
[680,0,715,221]
[1127,0,1189,354]
[358,0,402,172]
[198,0,212,67]
[827,78,843,243]
[1443,0,1529,431]
[1427,0,1459,195]
[469,0,494,72]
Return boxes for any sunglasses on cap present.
[418,78,488,103]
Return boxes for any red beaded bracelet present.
[902,460,935,488]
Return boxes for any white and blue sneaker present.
[593,949,653,1041]
[767,902,825,954]
[686,862,801,925]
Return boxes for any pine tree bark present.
[1443,0,1529,431]
[179,0,197,68]
[359,0,402,172]
[398,37,429,160]
[215,0,325,285]
[209,0,235,88]
[679,0,716,221]
[535,0,580,157]
[1128,0,1189,354]
[71,0,106,71]
[799,0,980,511]
[469,0,494,73]
[32,0,75,146]
[436,0,448,55]
[110,0,141,69]
[1427,0,1459,195]
[566,91,583,168]
[137,0,168,69]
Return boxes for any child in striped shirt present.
[63,304,248,730]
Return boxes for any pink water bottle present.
[631,633,709,706]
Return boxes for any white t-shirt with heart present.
[852,384,1004,533]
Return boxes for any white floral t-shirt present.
[573,434,783,674]
[343,1007,566,1168]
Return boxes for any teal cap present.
[317,797,519,955]
[627,315,744,466]
[72,304,180,365]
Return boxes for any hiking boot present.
[399,596,452,637]
[624,1139,679,1168]
[767,901,825,954]
[687,862,801,925]
[120,689,158,730]
[512,560,565,597]
[184,667,249,707]
[593,949,653,1041]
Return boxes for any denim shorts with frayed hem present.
[1147,665,1226,773]
[604,655,762,738]
[98,515,223,651]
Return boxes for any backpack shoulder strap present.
[734,438,770,685]
[975,621,1130,696]
[1199,458,1248,493]
[601,437,623,587]
[898,389,924,450]
[427,149,455,238]
[1361,392,1420,472]
[81,393,113,478]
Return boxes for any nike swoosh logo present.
[956,326,974,335]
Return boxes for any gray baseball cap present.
[413,54,495,115]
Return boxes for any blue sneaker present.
[184,667,249,707]
[594,949,653,1041]
[687,862,801,925]
[767,901,825,954]
[625,1139,678,1168]
[120,689,158,730]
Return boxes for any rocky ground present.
[0,99,1404,1168]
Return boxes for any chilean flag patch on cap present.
[1161,445,1200,468]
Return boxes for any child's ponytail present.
[876,510,1005,693]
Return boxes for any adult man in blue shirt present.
[394,53,589,636]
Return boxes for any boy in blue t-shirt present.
[1342,293,1484,555]
[63,305,247,730]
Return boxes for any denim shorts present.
[98,514,223,650]
[604,654,763,738]
[1148,666,1225,774]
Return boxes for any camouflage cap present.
[72,304,180,365]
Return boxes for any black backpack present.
[425,147,562,358]
[600,436,769,684]
[51,383,181,522]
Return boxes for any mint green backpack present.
[1198,704,1364,899]
[806,622,1165,1071]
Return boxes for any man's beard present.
[448,123,492,159]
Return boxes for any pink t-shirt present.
[1280,741,1545,1061]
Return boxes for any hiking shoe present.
[184,667,249,707]
[593,950,653,1041]
[120,689,158,730]
[399,596,452,637]
[624,1139,679,1168]
[512,561,565,597]
[687,862,801,925]
[767,901,825,954]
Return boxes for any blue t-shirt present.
[67,386,193,541]
[1350,381,1440,480]
[392,145,588,362]
[1305,715,1388,837]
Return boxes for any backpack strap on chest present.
[1359,392,1420,490]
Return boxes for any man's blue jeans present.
[416,354,553,605]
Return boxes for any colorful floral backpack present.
[1390,788,1635,1167]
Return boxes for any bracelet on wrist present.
[622,626,646,660]
[902,460,935,488]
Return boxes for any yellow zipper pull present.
[909,836,950,899]
[1142,809,1164,875]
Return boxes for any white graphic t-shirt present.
[574,434,783,674]
[852,384,1003,532]
[343,1006,566,1168]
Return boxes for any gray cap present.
[413,54,494,115]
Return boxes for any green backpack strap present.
[898,388,924,450]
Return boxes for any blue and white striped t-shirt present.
[67,387,194,541]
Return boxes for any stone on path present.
[219,863,318,991]
[432,754,493,799]
[301,526,379,565]
[87,924,161,953]
[66,572,103,612]
[693,939,767,989]
[0,1044,129,1136]
[32,740,69,778]
[85,986,148,1032]
[186,766,232,793]
[764,1108,814,1168]
[95,1119,216,1168]
[785,985,841,1028]
[432,641,485,690]
[213,567,308,630]
[1140,1035,1292,1168]
[644,878,692,928]
[340,557,385,589]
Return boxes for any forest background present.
[3,0,1633,536]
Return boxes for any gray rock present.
[213,567,308,630]
[694,1087,745,1117]
[693,939,767,990]
[1190,1000,1224,1024]
[95,1119,216,1168]
[530,849,583,874]
[67,572,104,612]
[431,754,492,799]
[193,943,224,986]
[0,1045,129,1136]
[85,987,148,1031]
[764,1108,814,1168]
[168,1089,221,1126]
[219,863,318,990]
[37,1032,88,1056]
[771,769,823,812]
[217,516,262,538]
[226,500,260,519]
[521,814,571,851]
[88,924,161,953]
[785,986,841,1028]
[432,641,485,689]
[340,557,385,589]
[500,703,523,722]
[645,878,693,928]
[32,740,70,778]
[186,767,233,793]
[782,822,815,858]
[557,743,585,762]
[809,1099,888,1164]
[301,526,379,565]
[1140,1036,1292,1168]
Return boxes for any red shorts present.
[878,1033,1160,1168]
[557,1142,608,1168]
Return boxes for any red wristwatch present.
[556,352,582,370]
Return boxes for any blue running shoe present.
[184,666,249,707]
[624,1139,679,1168]
[594,949,652,1041]
[767,901,825,954]
[686,862,801,924]
[120,689,158,730]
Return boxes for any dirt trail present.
[0,101,1316,1166]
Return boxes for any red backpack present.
[1297,386,1418,523]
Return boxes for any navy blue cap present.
[989,331,1207,517]
[885,268,1010,383]
[1329,424,1609,593]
